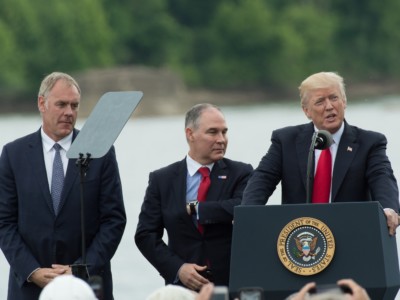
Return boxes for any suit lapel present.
[27,130,55,215]
[57,129,79,214]
[57,159,79,214]
[207,160,228,202]
[296,123,315,192]
[331,122,358,201]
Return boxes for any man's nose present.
[216,132,226,142]
[64,104,74,115]
[325,99,334,109]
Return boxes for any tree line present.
[1,0,400,102]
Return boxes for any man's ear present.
[302,106,311,120]
[38,96,46,113]
[185,127,194,142]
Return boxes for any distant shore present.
[1,66,399,118]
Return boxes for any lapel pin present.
[347,146,353,152]
[218,175,227,179]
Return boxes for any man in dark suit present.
[242,71,399,235]
[0,72,126,300]
[135,103,253,291]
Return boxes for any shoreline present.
[1,82,399,118]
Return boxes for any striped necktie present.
[51,143,65,214]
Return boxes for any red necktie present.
[197,167,211,233]
[312,148,332,203]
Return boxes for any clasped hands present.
[29,264,72,288]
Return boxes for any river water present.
[1,98,400,299]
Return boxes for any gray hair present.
[299,72,346,107]
[38,72,81,100]
[184,103,222,130]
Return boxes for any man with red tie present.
[135,103,253,291]
[241,72,399,235]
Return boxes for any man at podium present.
[241,71,399,235]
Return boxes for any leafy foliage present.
[1,0,400,96]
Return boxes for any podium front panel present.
[229,202,399,300]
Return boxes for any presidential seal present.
[277,217,335,276]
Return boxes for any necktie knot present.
[198,166,210,178]
[53,143,62,151]
[197,167,211,202]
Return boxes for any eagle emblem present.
[277,217,335,276]
[294,232,321,262]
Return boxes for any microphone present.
[314,130,333,150]
[306,130,333,203]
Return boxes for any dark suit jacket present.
[0,129,126,300]
[242,121,399,211]
[135,158,253,286]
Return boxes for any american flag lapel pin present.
[218,175,227,179]
[347,146,353,152]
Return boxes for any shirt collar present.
[41,127,73,152]
[186,154,214,176]
[313,122,344,146]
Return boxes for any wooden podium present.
[229,202,400,300]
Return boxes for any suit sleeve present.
[84,147,127,276]
[0,145,42,287]
[198,163,253,224]
[366,133,399,212]
[135,172,185,283]
[242,130,283,205]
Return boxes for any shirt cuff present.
[27,268,40,282]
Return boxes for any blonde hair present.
[299,72,346,107]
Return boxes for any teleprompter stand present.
[67,91,143,280]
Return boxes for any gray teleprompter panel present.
[67,91,143,159]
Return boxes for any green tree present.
[34,0,115,72]
[0,20,25,91]
[184,0,338,89]
[167,0,229,28]
[270,3,338,85]
[331,0,400,79]
[0,0,114,92]
[102,0,184,66]
[0,0,47,91]
[187,0,277,88]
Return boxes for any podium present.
[229,202,400,300]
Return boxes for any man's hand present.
[52,264,72,274]
[178,263,210,291]
[28,267,67,288]
[337,279,370,300]
[287,282,316,300]
[383,208,399,236]
[196,283,215,300]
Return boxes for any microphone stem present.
[306,132,318,203]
